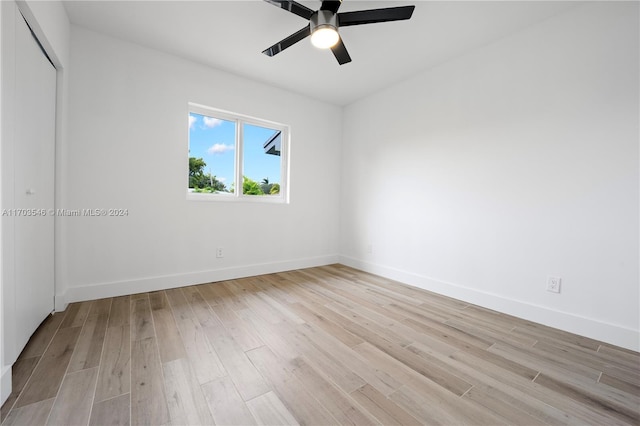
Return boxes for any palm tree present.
[260,177,273,194]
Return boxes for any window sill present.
[186,191,288,204]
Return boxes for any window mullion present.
[236,119,243,198]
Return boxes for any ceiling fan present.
[262,0,415,65]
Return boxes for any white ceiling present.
[63,1,578,105]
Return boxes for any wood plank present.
[463,385,548,425]
[68,307,109,372]
[9,356,40,397]
[0,356,40,422]
[444,317,538,348]
[202,323,270,401]
[295,322,400,395]
[352,342,440,396]
[15,326,82,408]
[323,304,473,396]
[349,303,459,356]
[383,301,451,326]
[534,339,640,384]
[228,276,264,293]
[149,291,169,310]
[207,281,250,311]
[88,298,113,318]
[289,302,364,348]
[208,302,264,352]
[246,391,298,426]
[59,301,93,329]
[323,302,413,347]
[246,345,338,425]
[165,287,196,322]
[256,291,305,325]
[599,344,640,363]
[390,384,509,426]
[130,296,154,341]
[108,296,131,328]
[202,376,257,426]
[410,341,538,382]
[20,312,65,359]
[401,316,494,351]
[256,274,303,304]
[275,273,340,307]
[195,282,225,306]
[174,317,226,384]
[149,292,186,363]
[89,393,130,426]
[94,325,130,403]
[489,341,601,381]
[130,292,148,301]
[600,372,640,396]
[448,349,621,425]
[2,398,55,426]
[288,357,377,425]
[513,322,602,351]
[181,286,224,328]
[162,357,214,425]
[238,291,286,325]
[46,367,98,426]
[350,384,421,426]
[534,373,640,425]
[238,308,305,361]
[131,337,169,426]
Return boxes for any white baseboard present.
[1,365,11,406]
[339,255,640,352]
[62,255,340,304]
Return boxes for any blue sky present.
[189,113,281,189]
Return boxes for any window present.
[187,103,289,202]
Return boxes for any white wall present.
[1,0,70,405]
[339,2,639,351]
[62,26,342,303]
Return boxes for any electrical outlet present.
[366,244,373,254]
[216,247,224,258]
[547,276,561,293]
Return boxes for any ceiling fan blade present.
[338,5,415,27]
[262,25,311,57]
[263,0,315,20]
[331,38,352,65]
[320,0,342,14]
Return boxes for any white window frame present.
[187,102,290,204]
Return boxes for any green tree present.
[189,157,207,188]
[189,157,226,192]
[189,157,206,178]
[243,176,264,195]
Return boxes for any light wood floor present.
[1,265,638,425]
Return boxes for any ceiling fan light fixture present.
[310,9,339,49]
[311,26,339,49]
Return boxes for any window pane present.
[188,113,235,194]
[242,123,282,196]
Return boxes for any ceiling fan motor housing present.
[311,9,338,33]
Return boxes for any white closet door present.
[13,9,56,352]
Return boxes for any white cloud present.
[189,115,196,129]
[203,116,223,128]
[207,143,234,155]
